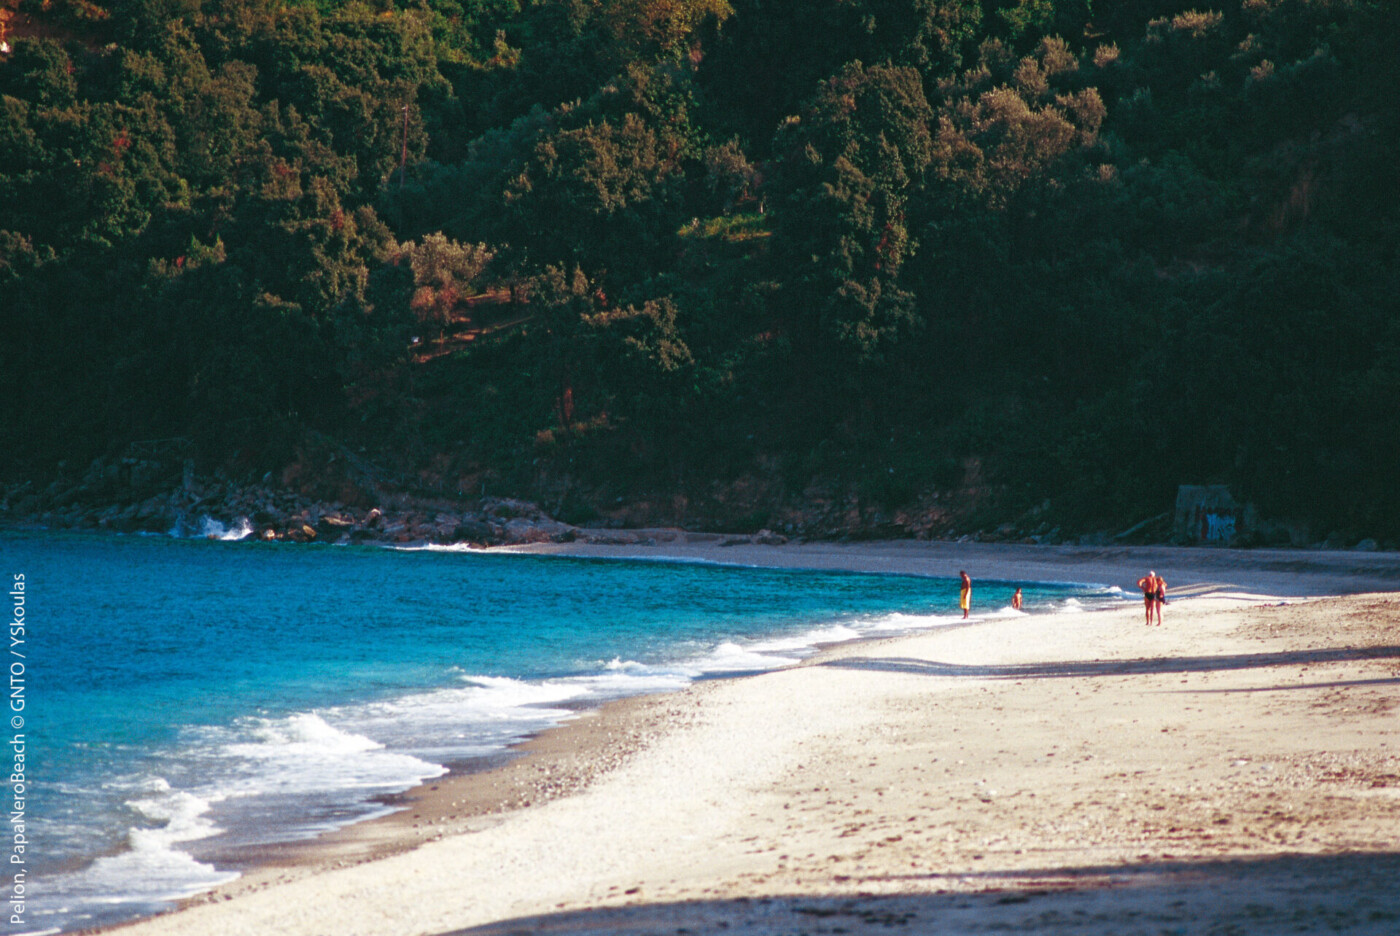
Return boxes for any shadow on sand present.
[441,852,1400,935]
[816,646,1400,683]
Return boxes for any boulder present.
[452,520,500,544]
[316,515,352,537]
[501,517,578,544]
[254,507,284,526]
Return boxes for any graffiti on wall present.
[1190,505,1240,543]
[1204,511,1236,542]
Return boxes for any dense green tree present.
[498,108,685,280]
[699,0,980,154]
[929,37,1104,211]
[398,232,495,335]
[769,62,932,366]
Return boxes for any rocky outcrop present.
[0,456,566,547]
[0,459,1071,549]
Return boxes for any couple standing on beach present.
[1137,570,1167,625]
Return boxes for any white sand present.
[107,544,1400,936]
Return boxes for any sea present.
[0,527,1127,934]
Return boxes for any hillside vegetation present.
[2,0,1397,542]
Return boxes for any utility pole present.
[399,104,409,190]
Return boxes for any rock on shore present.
[0,457,805,549]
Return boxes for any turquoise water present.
[0,530,1123,934]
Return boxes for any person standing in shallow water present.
[959,570,972,619]
[1012,588,1023,611]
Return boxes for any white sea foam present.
[318,628,848,772]
[202,516,254,541]
[397,543,481,553]
[48,841,234,905]
[98,774,173,796]
[128,789,221,845]
[852,611,964,632]
[33,782,237,933]
[166,515,254,540]
[750,624,863,651]
[320,677,588,764]
[694,640,803,672]
[207,712,446,798]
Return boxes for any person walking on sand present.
[959,570,972,619]
[1137,570,1165,626]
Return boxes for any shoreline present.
[98,539,1400,936]
[499,536,1400,596]
[167,689,686,920]
[135,542,1158,914]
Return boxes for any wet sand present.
[105,541,1400,935]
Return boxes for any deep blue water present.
[0,530,1123,934]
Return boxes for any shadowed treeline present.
[3,1,1399,539]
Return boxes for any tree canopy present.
[3,0,1397,541]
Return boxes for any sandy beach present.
[106,541,1400,935]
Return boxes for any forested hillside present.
[3,0,1397,542]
